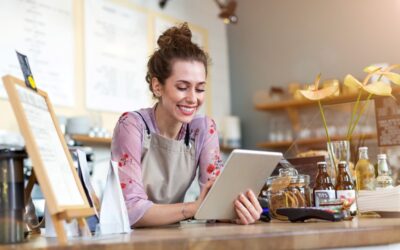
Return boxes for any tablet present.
[194,149,283,220]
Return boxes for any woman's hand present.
[233,189,263,225]
[194,178,215,211]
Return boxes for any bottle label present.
[314,190,336,207]
[336,190,357,214]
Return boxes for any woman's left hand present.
[233,189,262,225]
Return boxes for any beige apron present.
[136,112,196,204]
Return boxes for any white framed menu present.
[0,0,75,107]
[84,0,151,112]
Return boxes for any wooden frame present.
[2,75,94,244]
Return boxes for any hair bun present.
[157,22,192,49]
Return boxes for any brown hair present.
[145,22,210,98]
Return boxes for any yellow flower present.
[344,64,398,140]
[381,65,400,85]
[299,74,339,101]
[382,72,400,85]
[344,74,392,97]
[298,73,337,143]
[363,64,400,86]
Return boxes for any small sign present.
[374,95,400,146]
[16,51,37,91]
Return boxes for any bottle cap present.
[317,161,327,166]
[359,146,368,151]
[338,161,347,167]
[377,154,387,160]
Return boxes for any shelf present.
[71,134,112,146]
[257,133,377,149]
[254,89,400,111]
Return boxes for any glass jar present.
[265,161,311,220]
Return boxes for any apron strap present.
[134,111,150,135]
[184,124,190,147]
[135,111,191,147]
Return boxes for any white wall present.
[228,0,400,149]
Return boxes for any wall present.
[228,0,400,149]
[0,0,231,136]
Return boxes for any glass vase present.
[326,140,350,185]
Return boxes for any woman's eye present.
[196,89,205,93]
[177,87,187,91]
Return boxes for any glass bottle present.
[376,154,393,189]
[355,147,375,191]
[313,161,336,207]
[335,161,357,215]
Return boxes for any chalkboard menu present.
[374,95,400,146]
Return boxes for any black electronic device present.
[276,207,344,222]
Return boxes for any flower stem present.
[346,91,362,140]
[318,100,331,143]
[348,93,373,139]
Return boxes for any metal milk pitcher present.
[0,147,27,244]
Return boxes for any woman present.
[111,23,262,227]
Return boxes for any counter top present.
[3,217,400,249]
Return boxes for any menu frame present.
[2,75,94,244]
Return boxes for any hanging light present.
[214,0,238,24]
[159,0,168,8]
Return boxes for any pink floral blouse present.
[111,106,223,225]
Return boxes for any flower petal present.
[363,81,392,96]
[382,72,400,85]
[363,65,382,73]
[299,85,339,101]
[344,74,363,88]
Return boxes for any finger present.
[238,194,260,221]
[235,207,248,225]
[235,199,254,224]
[247,190,263,214]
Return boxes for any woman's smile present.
[177,105,197,116]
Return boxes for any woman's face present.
[156,60,206,124]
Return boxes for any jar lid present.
[266,174,310,185]
[266,159,310,186]
[0,146,27,159]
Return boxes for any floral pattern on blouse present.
[111,106,223,226]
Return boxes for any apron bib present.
[136,112,196,204]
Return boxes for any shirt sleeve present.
[198,117,224,191]
[111,112,153,226]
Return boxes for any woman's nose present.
[186,89,196,104]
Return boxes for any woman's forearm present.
[133,201,197,227]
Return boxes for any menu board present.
[15,83,84,207]
[84,0,151,112]
[374,95,400,146]
[0,0,75,107]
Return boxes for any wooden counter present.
[3,218,400,250]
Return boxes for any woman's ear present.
[151,77,162,97]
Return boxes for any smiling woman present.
[111,22,262,228]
